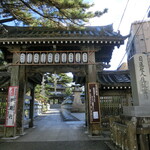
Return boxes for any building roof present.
[74,70,131,88]
[0,24,127,64]
[0,24,126,45]
[0,24,122,38]
[97,70,131,87]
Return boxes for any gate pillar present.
[29,85,35,128]
[86,64,101,135]
[5,52,26,137]
[16,65,26,135]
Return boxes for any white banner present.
[5,86,19,127]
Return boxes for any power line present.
[116,5,150,69]
[117,0,130,31]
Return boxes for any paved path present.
[0,109,111,150]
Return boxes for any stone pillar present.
[123,53,150,150]
[71,85,85,112]
[123,54,150,116]
[126,117,138,150]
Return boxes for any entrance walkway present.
[0,109,111,150]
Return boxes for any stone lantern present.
[71,85,85,112]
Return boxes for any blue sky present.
[87,0,150,70]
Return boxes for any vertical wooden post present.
[5,51,26,137]
[16,65,26,135]
[84,82,89,128]
[29,85,35,128]
[5,52,20,137]
[86,47,100,136]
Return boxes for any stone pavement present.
[61,109,111,141]
[0,141,111,150]
[71,112,85,121]
[0,109,113,150]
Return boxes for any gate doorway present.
[0,25,125,137]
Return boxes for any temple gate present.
[0,25,125,136]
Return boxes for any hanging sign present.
[48,53,53,63]
[88,83,101,123]
[20,53,26,64]
[54,53,60,63]
[5,86,19,127]
[27,53,32,63]
[61,53,67,63]
[68,53,74,63]
[82,52,88,63]
[13,50,96,65]
[41,53,46,63]
[34,53,39,63]
[75,53,81,63]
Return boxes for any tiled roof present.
[97,70,131,86]
[0,24,125,39]
[74,70,131,87]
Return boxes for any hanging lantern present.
[48,53,53,63]
[34,53,39,63]
[61,53,67,63]
[41,53,46,63]
[27,53,32,63]
[20,53,26,64]
[82,52,88,63]
[54,53,60,63]
[68,53,74,63]
[75,53,81,63]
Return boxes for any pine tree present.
[0,0,107,28]
[44,73,72,96]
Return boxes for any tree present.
[34,73,73,103]
[0,0,107,28]
[45,73,72,95]
[34,84,48,102]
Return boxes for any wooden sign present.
[5,86,19,127]
[88,83,101,123]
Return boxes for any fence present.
[110,116,150,150]
[100,94,130,129]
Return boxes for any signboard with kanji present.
[88,83,101,123]
[5,86,19,127]
[129,54,150,106]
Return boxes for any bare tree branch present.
[0,17,16,23]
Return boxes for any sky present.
[86,0,150,70]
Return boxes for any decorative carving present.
[96,63,110,71]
